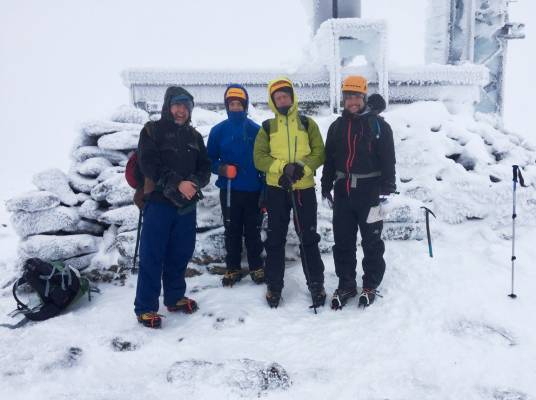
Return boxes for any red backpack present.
[125,151,143,189]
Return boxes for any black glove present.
[283,163,305,182]
[278,174,292,190]
[380,181,397,196]
[322,190,334,209]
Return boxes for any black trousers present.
[219,189,263,271]
[332,184,385,290]
[264,186,324,291]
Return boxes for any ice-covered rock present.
[5,191,60,213]
[63,219,106,236]
[98,205,138,228]
[72,146,128,165]
[64,253,95,271]
[97,130,139,151]
[78,199,106,220]
[80,120,143,138]
[76,192,90,203]
[110,105,149,125]
[10,206,79,237]
[91,174,134,206]
[19,234,101,261]
[76,157,113,177]
[32,168,78,206]
[68,169,100,194]
[115,230,137,258]
[97,165,125,182]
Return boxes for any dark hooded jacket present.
[137,86,211,207]
[321,107,396,199]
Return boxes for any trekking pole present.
[420,206,436,258]
[289,138,317,314]
[225,178,232,227]
[288,184,317,314]
[133,210,143,273]
[509,165,527,299]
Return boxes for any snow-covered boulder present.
[115,230,137,258]
[96,165,125,183]
[64,253,95,271]
[110,104,149,125]
[98,205,139,228]
[78,199,106,220]
[32,168,78,206]
[5,191,60,213]
[19,234,101,261]
[91,174,134,206]
[72,146,128,165]
[97,130,139,151]
[10,206,79,237]
[63,219,106,236]
[76,157,113,177]
[69,169,100,194]
[80,120,143,138]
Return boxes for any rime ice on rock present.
[5,191,60,213]
[32,169,78,206]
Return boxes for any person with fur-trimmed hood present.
[134,86,211,328]
[207,84,265,287]
[253,77,326,309]
[321,76,396,309]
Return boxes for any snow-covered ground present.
[1,219,535,399]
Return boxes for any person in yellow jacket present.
[254,77,326,309]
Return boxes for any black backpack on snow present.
[10,258,94,322]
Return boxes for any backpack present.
[10,258,95,322]
[261,114,310,136]
[125,123,155,189]
[125,151,144,189]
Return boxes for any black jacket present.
[137,86,211,207]
[321,109,396,196]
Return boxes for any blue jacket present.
[207,84,263,192]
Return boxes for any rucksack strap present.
[12,277,30,312]
[262,114,310,136]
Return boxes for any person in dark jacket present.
[207,84,265,287]
[321,75,396,309]
[134,86,211,328]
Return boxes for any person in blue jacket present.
[207,84,265,287]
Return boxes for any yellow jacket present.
[253,77,325,189]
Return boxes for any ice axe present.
[509,165,527,299]
[420,206,436,258]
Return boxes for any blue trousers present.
[134,201,196,315]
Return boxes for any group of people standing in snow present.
[133,75,397,329]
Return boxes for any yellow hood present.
[267,77,298,117]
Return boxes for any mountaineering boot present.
[358,288,381,308]
[137,312,163,329]
[167,297,199,314]
[266,288,281,308]
[222,270,243,287]
[331,287,358,310]
[309,283,326,308]
[249,268,265,284]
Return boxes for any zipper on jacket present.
[345,119,353,195]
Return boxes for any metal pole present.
[509,165,518,298]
